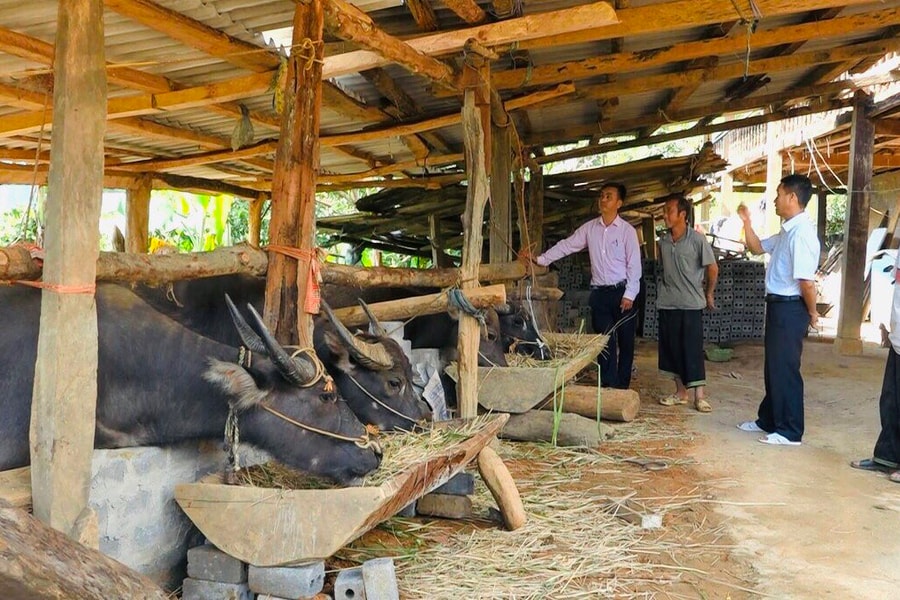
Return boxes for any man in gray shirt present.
[656,194,718,412]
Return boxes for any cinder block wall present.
[89,441,269,591]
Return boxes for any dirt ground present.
[631,336,900,600]
[337,336,900,599]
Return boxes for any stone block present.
[334,566,366,600]
[396,501,416,517]
[181,577,253,600]
[248,561,325,598]
[415,493,473,519]
[187,544,247,584]
[431,472,474,496]
[362,558,399,600]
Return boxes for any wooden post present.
[642,217,657,260]
[817,190,827,252]
[428,214,452,267]
[489,112,511,264]
[526,159,544,254]
[764,121,784,236]
[249,195,265,247]
[835,90,875,356]
[30,0,106,540]
[125,175,151,253]
[264,0,325,347]
[457,52,492,419]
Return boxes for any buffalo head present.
[496,302,551,360]
[205,297,382,484]
[314,300,430,432]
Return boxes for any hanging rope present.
[266,245,323,314]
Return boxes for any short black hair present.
[664,193,692,218]
[601,182,627,202]
[780,174,813,208]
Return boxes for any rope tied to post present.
[266,245,323,314]
[447,287,486,327]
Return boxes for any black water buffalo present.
[0,284,381,484]
[403,307,508,367]
[131,275,430,431]
[496,302,551,360]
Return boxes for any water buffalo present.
[403,307,508,367]
[496,302,551,360]
[0,284,381,484]
[131,275,430,431]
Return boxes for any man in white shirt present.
[534,182,642,389]
[736,174,821,445]
[851,251,900,482]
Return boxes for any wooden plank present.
[125,175,151,253]
[175,414,508,566]
[29,0,105,539]
[490,117,512,264]
[0,467,32,511]
[836,90,875,356]
[443,0,487,24]
[405,0,438,31]
[265,0,324,347]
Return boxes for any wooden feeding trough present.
[447,332,608,413]
[174,413,508,567]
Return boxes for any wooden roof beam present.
[324,2,618,78]
[405,0,438,31]
[575,38,900,102]
[486,7,900,92]
[442,0,488,24]
[323,0,456,90]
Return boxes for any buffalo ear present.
[323,330,353,372]
[204,359,266,411]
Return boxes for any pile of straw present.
[505,331,607,369]
[233,414,499,490]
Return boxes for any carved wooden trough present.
[174,413,508,567]
[447,332,608,413]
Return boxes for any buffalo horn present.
[245,304,318,386]
[225,294,267,354]
[358,299,387,338]
[320,300,394,370]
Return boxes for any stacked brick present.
[641,259,766,343]
[555,253,592,332]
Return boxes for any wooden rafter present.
[405,0,438,31]
[487,7,900,92]
[442,0,487,24]
[323,0,456,89]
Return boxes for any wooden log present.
[331,283,506,326]
[125,175,150,253]
[477,446,526,531]
[265,0,324,347]
[0,499,168,599]
[30,0,105,539]
[506,286,563,302]
[536,385,640,422]
[500,410,613,447]
[249,196,264,247]
[1,245,547,288]
[0,467,32,512]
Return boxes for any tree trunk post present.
[249,194,265,248]
[125,175,151,253]
[30,0,106,540]
[264,0,325,347]
[835,90,875,356]
[526,159,544,254]
[489,107,511,264]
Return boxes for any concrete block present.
[431,472,474,496]
[248,561,325,598]
[334,567,366,600]
[362,558,399,600]
[181,577,253,600]
[187,544,247,584]
[415,493,473,519]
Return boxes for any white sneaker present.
[737,421,764,432]
[758,432,801,446]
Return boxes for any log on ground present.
[477,446,526,530]
[0,500,168,599]
[536,385,640,422]
[500,410,613,447]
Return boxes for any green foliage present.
[825,193,846,240]
[150,190,233,252]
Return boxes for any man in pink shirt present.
[535,182,642,389]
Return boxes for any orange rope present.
[266,245,322,314]
[14,280,96,294]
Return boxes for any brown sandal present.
[659,394,688,406]
[694,398,712,413]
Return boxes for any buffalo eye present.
[487,330,499,342]
[514,317,525,328]
[388,377,403,391]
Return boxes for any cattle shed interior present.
[2,0,900,597]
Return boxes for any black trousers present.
[874,348,900,468]
[589,286,636,389]
[756,299,809,442]
[658,309,706,388]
